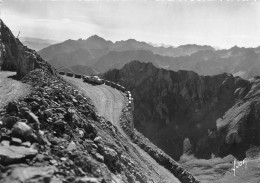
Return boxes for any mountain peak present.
[87,35,106,42]
[177,44,214,50]
[126,38,138,42]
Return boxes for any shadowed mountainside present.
[102,61,260,161]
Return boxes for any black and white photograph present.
[0,0,260,182]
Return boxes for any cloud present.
[2,1,260,48]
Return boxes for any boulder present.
[75,177,100,183]
[0,145,38,164]
[1,165,56,183]
[67,141,77,151]
[21,141,31,148]
[2,116,20,129]
[94,136,102,143]
[102,147,118,162]
[0,140,10,146]
[30,101,40,111]
[76,94,84,101]
[36,130,51,145]
[43,109,53,118]
[94,153,104,162]
[11,137,22,146]
[6,102,18,113]
[12,122,35,141]
[25,111,40,127]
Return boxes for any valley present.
[102,60,260,182]
[102,61,260,160]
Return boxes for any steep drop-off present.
[102,61,259,161]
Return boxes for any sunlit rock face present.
[102,61,259,160]
[0,19,54,78]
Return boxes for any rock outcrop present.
[102,61,259,161]
[0,19,54,78]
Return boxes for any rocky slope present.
[0,20,54,78]
[102,61,260,161]
[0,20,200,183]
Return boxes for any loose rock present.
[12,122,35,142]
[2,116,19,129]
[0,145,38,164]
[11,137,22,146]
[67,141,76,151]
[1,165,56,183]
[75,177,100,183]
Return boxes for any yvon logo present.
[231,157,260,177]
[231,158,248,176]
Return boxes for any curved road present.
[0,71,31,109]
[63,75,180,183]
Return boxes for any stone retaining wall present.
[119,99,200,183]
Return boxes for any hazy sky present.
[0,0,260,48]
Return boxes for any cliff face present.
[102,61,259,160]
[0,19,54,78]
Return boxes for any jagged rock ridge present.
[38,34,260,79]
[102,61,260,160]
[38,35,215,74]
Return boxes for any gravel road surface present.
[0,71,31,109]
[63,75,181,183]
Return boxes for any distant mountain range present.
[20,37,59,51]
[38,35,260,79]
[57,65,97,76]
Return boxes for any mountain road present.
[63,75,181,183]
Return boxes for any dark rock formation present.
[102,61,259,161]
[0,19,54,78]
